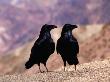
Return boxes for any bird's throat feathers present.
[61,30,73,37]
[39,31,51,38]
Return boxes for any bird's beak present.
[72,25,77,28]
[51,25,57,30]
[53,25,57,28]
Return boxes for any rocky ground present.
[0,59,110,82]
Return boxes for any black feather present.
[25,24,57,72]
[56,24,79,71]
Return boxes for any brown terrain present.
[0,58,110,82]
[0,24,110,81]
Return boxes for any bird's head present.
[61,24,78,35]
[41,24,57,32]
[63,24,78,31]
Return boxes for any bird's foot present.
[41,71,45,73]
[39,70,44,73]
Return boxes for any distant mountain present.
[0,0,110,55]
[0,1,51,54]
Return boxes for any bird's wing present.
[56,39,62,54]
[70,40,79,54]
[36,35,47,45]
[31,36,47,52]
[56,38,63,54]
[49,41,55,54]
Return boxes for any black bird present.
[25,24,57,72]
[56,24,79,71]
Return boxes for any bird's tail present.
[67,57,79,65]
[25,60,34,69]
[67,57,79,70]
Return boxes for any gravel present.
[0,59,110,82]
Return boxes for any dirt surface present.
[0,59,110,82]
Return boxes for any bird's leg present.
[64,61,66,71]
[38,63,42,73]
[44,63,48,72]
[64,66,65,71]
[45,66,49,72]
[75,65,76,71]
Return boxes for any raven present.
[56,24,79,71]
[25,24,57,72]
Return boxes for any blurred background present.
[0,0,110,74]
